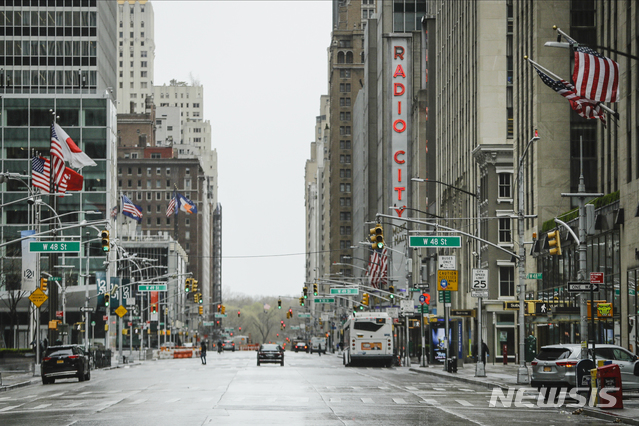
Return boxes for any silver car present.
[531,343,639,391]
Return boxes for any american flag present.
[366,248,389,289]
[122,195,143,219]
[572,44,619,103]
[50,124,66,192]
[166,197,176,218]
[110,206,118,219]
[533,65,606,126]
[31,156,68,193]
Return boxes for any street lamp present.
[515,131,540,384]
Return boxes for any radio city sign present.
[391,39,410,218]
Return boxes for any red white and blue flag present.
[122,195,143,222]
[166,197,177,218]
[366,247,389,289]
[573,45,619,103]
[31,156,83,195]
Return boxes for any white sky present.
[152,1,332,298]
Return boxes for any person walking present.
[217,339,223,354]
[200,341,207,365]
[318,343,322,356]
[481,341,489,364]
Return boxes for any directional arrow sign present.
[567,282,599,292]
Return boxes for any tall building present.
[116,0,155,115]
[0,0,119,347]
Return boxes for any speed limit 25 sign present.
[472,269,488,297]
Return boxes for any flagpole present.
[525,56,617,117]
[173,184,178,241]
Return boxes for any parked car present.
[41,345,91,384]
[294,341,309,353]
[257,343,284,366]
[531,343,639,391]
[222,340,235,352]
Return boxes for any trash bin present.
[597,363,623,409]
[446,357,458,373]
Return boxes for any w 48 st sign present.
[472,269,489,298]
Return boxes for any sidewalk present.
[409,361,639,426]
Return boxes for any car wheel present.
[42,377,49,385]
[85,368,91,381]
[257,360,261,366]
[78,369,85,382]
[280,360,284,366]
[50,378,55,384]
[634,363,639,376]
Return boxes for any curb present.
[410,366,639,426]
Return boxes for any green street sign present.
[29,241,80,252]
[330,288,358,295]
[138,284,168,292]
[421,305,430,314]
[409,236,461,248]
[526,273,543,280]
[49,276,62,282]
[438,290,451,303]
[314,298,335,304]
[214,313,228,318]
[298,313,311,318]
[203,321,216,326]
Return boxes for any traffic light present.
[299,297,304,307]
[362,293,369,306]
[101,230,110,252]
[151,304,157,313]
[280,320,284,330]
[193,293,198,303]
[303,286,308,299]
[313,283,318,296]
[198,306,203,315]
[40,277,48,292]
[389,285,395,299]
[192,279,198,293]
[288,308,292,318]
[185,278,191,293]
[217,304,221,313]
[104,293,110,307]
[221,305,225,315]
[237,310,241,317]
[238,326,242,332]
[370,224,384,250]
[198,293,203,304]
[278,298,282,309]
[547,230,562,256]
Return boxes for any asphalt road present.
[0,350,614,425]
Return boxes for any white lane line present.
[329,398,341,403]
[130,399,147,405]
[433,387,446,391]
[30,404,52,410]
[47,392,65,398]
[78,392,92,395]
[393,398,407,404]
[361,397,374,404]
[165,398,181,403]
[458,388,475,392]
[0,397,13,401]
[63,402,83,408]
[0,404,24,412]
[421,399,439,405]
[456,399,473,407]
[405,386,418,391]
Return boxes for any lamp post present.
[516,131,540,384]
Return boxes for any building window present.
[499,266,515,297]
[339,83,351,93]
[340,69,351,78]
[499,173,512,198]
[146,192,152,201]
[340,140,352,149]
[141,71,147,78]
[141,61,147,67]
[156,192,161,200]
[340,112,352,121]
[156,168,161,175]
[156,217,161,226]
[340,212,352,221]
[340,183,351,192]
[340,197,352,207]
[339,97,352,107]
[498,218,512,243]
[186,168,190,176]
[340,226,352,235]
[339,169,352,178]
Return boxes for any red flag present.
[573,45,619,103]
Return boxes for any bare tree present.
[250,306,278,344]
[1,253,28,348]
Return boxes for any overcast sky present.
[152,1,332,299]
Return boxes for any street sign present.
[138,284,168,291]
[56,311,63,318]
[330,288,358,295]
[28,288,48,308]
[438,255,456,270]
[409,236,462,248]
[49,276,62,282]
[526,273,543,280]
[298,313,311,318]
[420,305,429,314]
[568,282,600,292]
[472,269,488,290]
[203,321,216,326]
[29,241,80,252]
[214,313,228,318]
[503,301,520,310]
[437,270,458,291]
[471,289,489,298]
[80,307,94,312]
[314,298,335,303]
[590,272,604,284]
[115,305,128,318]
[438,290,451,304]
[451,309,476,317]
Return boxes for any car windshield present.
[536,348,573,360]
[45,347,74,357]
[261,344,279,351]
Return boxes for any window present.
[340,197,352,207]
[340,97,352,107]
[340,155,351,164]
[340,69,351,78]
[141,51,147,57]
[186,168,190,176]
[498,218,512,243]
[151,153,161,159]
[340,169,352,178]
[499,267,515,297]
[340,212,351,221]
[147,167,152,175]
[340,226,352,235]
[339,83,351,92]
[339,127,352,136]
[127,180,132,187]
[340,140,352,149]
[499,173,512,198]
[127,168,132,175]
[146,192,152,201]
[340,112,352,121]
[166,168,171,175]
[156,180,161,189]
[193,103,200,108]
[340,183,351,192]
[141,61,147,67]
[141,71,147,77]
[156,192,161,200]
[156,217,161,226]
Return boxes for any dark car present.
[42,345,91,384]
[257,344,284,366]
[222,340,235,352]
[294,341,308,353]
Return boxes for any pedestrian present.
[318,343,322,356]
[200,340,207,365]
[217,339,223,354]
[481,341,489,364]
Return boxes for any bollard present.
[590,368,598,407]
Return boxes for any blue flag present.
[177,193,197,214]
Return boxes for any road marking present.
[458,388,475,392]
[130,399,147,405]
[456,399,473,407]
[79,392,92,395]
[329,398,341,403]
[30,404,52,410]
[378,386,390,390]
[0,404,24,412]
[0,397,13,401]
[393,398,407,404]
[165,398,181,403]
[361,397,374,404]
[47,392,65,398]
[63,402,83,408]
[433,387,446,391]
[421,399,439,405]
[404,386,418,391]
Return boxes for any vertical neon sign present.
[391,40,409,217]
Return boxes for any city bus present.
[342,312,394,367]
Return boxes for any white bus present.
[343,312,394,367]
